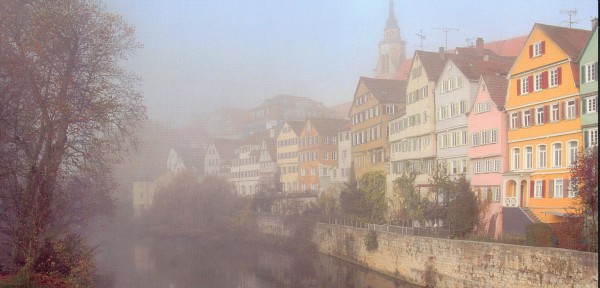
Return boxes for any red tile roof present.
[359,77,407,103]
[394,59,413,80]
[535,23,591,60]
[481,74,509,109]
[483,36,528,57]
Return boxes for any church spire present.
[386,0,398,29]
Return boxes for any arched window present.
[567,141,579,166]
[524,147,533,170]
[512,148,521,171]
[537,145,547,168]
[552,143,562,167]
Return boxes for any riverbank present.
[256,215,598,288]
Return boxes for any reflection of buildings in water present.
[133,244,154,272]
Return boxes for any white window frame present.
[549,69,559,87]
[567,140,578,167]
[480,130,488,145]
[521,77,530,95]
[566,100,576,119]
[533,41,543,57]
[550,103,560,122]
[490,129,498,144]
[537,144,547,169]
[522,110,531,127]
[510,113,518,129]
[552,142,562,168]
[524,146,533,170]
[585,62,597,83]
[534,180,543,198]
[493,159,500,172]
[534,74,543,91]
[554,179,563,198]
[586,97,597,114]
[472,133,478,146]
[512,148,521,171]
[588,128,598,148]
[536,107,544,125]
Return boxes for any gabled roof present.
[285,120,305,135]
[306,118,350,137]
[483,36,528,57]
[450,57,514,81]
[578,25,598,62]
[394,59,413,80]
[481,74,509,109]
[358,77,407,103]
[209,138,241,161]
[413,50,454,81]
[535,23,590,60]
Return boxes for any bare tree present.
[0,0,145,268]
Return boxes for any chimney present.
[592,18,598,30]
[476,38,484,56]
[439,47,445,59]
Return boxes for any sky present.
[104,0,598,127]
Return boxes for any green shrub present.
[526,222,553,247]
[364,229,378,252]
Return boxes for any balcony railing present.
[504,197,518,207]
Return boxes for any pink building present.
[467,74,509,238]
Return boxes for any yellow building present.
[276,121,304,193]
[349,77,407,179]
[503,23,590,225]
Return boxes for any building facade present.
[276,121,303,193]
[503,23,590,224]
[579,24,598,150]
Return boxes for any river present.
[91,224,419,288]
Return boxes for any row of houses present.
[202,14,597,238]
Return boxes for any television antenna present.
[415,29,426,50]
[560,9,578,28]
[434,27,459,51]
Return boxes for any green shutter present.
[582,65,586,84]
[584,130,589,149]
[583,98,587,114]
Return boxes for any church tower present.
[375,0,406,79]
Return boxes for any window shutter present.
[548,179,554,198]
[542,71,548,89]
[517,79,521,95]
[575,99,580,117]
[530,108,535,122]
[557,67,562,85]
[542,180,546,198]
[544,105,549,123]
[560,101,565,120]
[584,130,589,148]
[582,98,587,114]
[529,45,533,58]
[517,111,522,128]
[581,65,587,84]
[563,178,569,198]
[530,181,534,198]
[528,76,534,92]
[541,41,546,54]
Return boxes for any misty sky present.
[104,0,598,127]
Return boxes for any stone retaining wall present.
[256,216,598,287]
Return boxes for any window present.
[550,103,559,122]
[485,160,491,173]
[524,147,533,170]
[567,141,578,167]
[566,100,576,119]
[537,145,547,168]
[300,168,306,176]
[534,180,543,198]
[552,143,562,167]
[533,41,543,57]
[510,113,518,129]
[521,77,530,95]
[490,129,498,144]
[549,69,559,87]
[322,167,328,176]
[536,107,545,125]
[475,161,481,173]
[512,148,521,171]
[310,168,316,176]
[586,97,597,113]
[472,133,478,146]
[553,179,563,198]
[492,187,500,202]
[332,152,337,160]
[493,159,500,172]
[323,152,328,160]
[584,62,597,83]
[534,74,543,91]
[522,110,531,127]
[588,128,598,148]
[481,130,488,145]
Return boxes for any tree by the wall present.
[570,147,598,252]
[447,174,482,238]
[426,163,452,226]
[359,171,388,223]
[392,172,424,223]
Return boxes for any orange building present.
[298,118,349,193]
[502,24,590,229]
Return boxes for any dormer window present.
[530,41,545,58]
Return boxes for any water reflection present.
[94,233,418,288]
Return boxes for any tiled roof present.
[285,120,305,136]
[451,57,514,81]
[481,74,509,109]
[359,77,407,103]
[414,50,454,81]
[394,58,413,80]
[210,138,241,160]
[308,118,351,137]
[483,36,528,57]
[536,23,591,60]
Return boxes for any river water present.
[92,225,418,288]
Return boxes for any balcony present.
[504,196,518,207]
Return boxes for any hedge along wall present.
[312,222,598,287]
